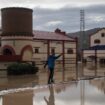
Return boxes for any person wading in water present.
[44,50,62,84]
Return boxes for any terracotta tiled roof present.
[33,30,75,41]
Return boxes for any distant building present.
[68,28,103,60]
[83,28,105,63]
[0,7,77,70]
[90,28,105,46]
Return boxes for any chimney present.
[55,28,61,33]
[55,28,66,35]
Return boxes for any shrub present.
[7,62,38,75]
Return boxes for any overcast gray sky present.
[0,0,105,33]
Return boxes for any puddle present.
[0,78,105,105]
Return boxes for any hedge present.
[7,62,38,75]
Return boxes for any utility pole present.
[80,9,85,51]
[80,10,85,76]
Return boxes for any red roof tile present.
[33,30,75,41]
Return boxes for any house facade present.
[83,28,105,63]
[90,28,105,46]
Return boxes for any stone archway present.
[2,45,16,55]
[21,45,33,61]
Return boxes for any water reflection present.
[83,63,105,77]
[0,78,105,105]
[0,63,105,90]
[89,78,105,94]
[0,74,39,90]
[0,65,78,90]
[44,85,55,105]
[0,97,2,105]
[33,79,105,105]
[2,91,33,105]
[33,81,79,105]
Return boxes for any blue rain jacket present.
[47,55,61,69]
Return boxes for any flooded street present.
[0,63,105,105]
[0,78,105,105]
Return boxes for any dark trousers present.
[48,68,54,84]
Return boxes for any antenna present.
[80,10,85,32]
[80,9,86,50]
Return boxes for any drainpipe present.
[95,49,97,76]
[62,40,65,69]
[47,40,50,58]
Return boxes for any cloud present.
[0,0,105,9]
[0,1,105,33]
[32,4,105,32]
[45,21,63,26]
[88,16,105,22]
[33,7,80,32]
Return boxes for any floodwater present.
[0,63,105,105]
[0,78,105,105]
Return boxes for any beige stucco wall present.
[0,37,77,70]
[32,40,76,61]
[97,50,105,58]
[50,41,62,53]
[32,40,77,70]
[65,41,76,48]
[1,36,33,55]
[91,29,105,46]
[32,40,47,61]
[65,41,76,59]
[83,50,95,58]
[83,50,105,59]
[22,49,33,61]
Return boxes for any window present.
[101,33,105,37]
[94,39,100,44]
[34,48,39,53]
[67,48,73,54]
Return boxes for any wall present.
[32,39,77,70]
[1,36,33,55]
[90,29,105,46]
[0,37,77,70]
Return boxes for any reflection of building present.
[83,28,105,63]
[0,81,78,105]
[0,7,77,70]
[3,91,33,105]
[0,74,39,90]
[90,79,105,93]
[55,82,78,94]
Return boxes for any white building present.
[83,28,105,63]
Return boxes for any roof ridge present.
[33,30,65,36]
[33,30,76,41]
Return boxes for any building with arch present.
[0,7,77,70]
